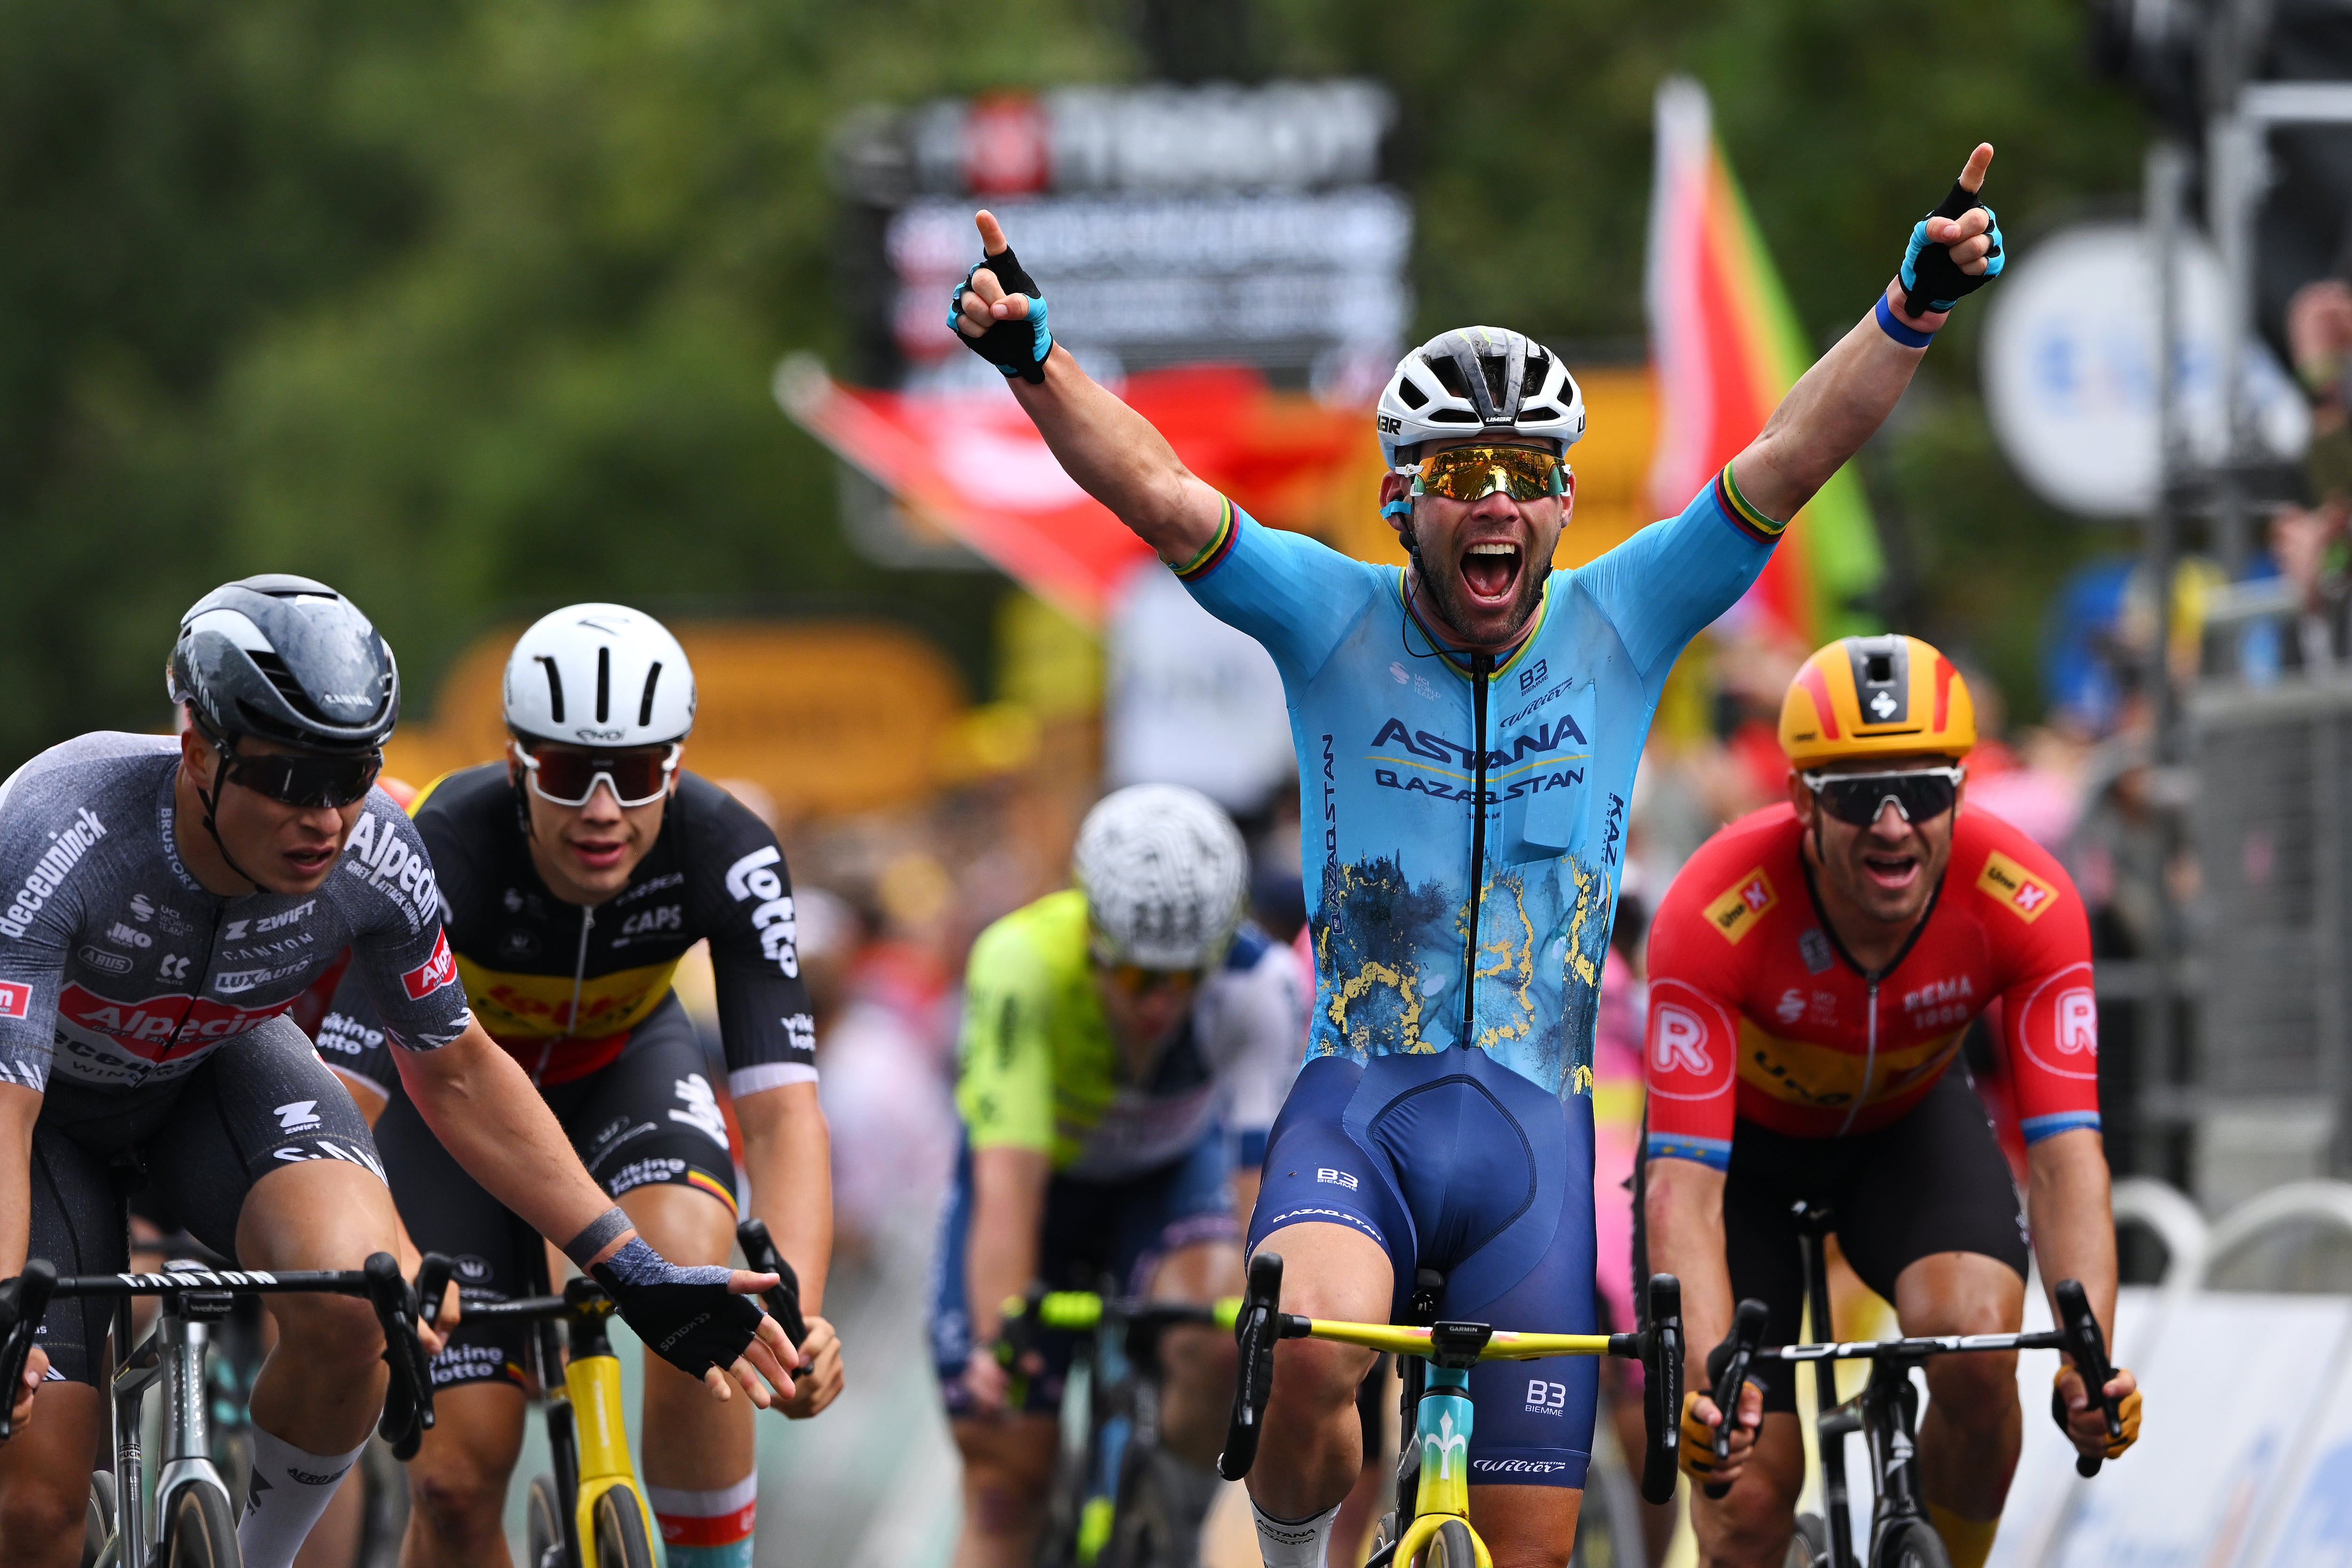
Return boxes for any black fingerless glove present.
[1900,179,2005,317]
[947,246,1053,384]
[591,1238,762,1377]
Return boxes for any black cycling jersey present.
[322,763,816,1099]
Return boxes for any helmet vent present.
[595,646,611,724]
[1866,653,1893,683]
[1429,356,1470,400]
[247,649,339,724]
[535,656,566,723]
[1397,379,1428,411]
[1480,355,1510,411]
[1427,407,1477,425]
[638,663,663,728]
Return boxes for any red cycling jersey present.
[1643,803,2100,1168]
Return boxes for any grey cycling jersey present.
[0,733,472,1094]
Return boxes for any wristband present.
[1875,294,1936,350]
[563,1206,631,1269]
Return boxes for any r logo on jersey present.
[0,982,28,1021]
[1704,868,1776,944]
[1976,851,2059,923]
[1652,1004,1711,1075]
[2057,988,2097,1054]
[401,931,458,1001]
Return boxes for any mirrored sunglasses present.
[1409,445,1567,503]
[1801,766,1965,828]
[514,742,680,808]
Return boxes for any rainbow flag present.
[1645,76,1881,646]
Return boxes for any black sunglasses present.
[223,747,383,809]
[1801,766,1964,828]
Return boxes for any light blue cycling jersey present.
[1179,464,1780,1101]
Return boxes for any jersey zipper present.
[1459,651,1494,1052]
[1839,979,1877,1137]
[534,902,596,1085]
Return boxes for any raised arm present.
[952,211,1226,564]
[1730,145,2001,523]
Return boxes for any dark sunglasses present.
[1093,960,1208,997]
[513,741,679,808]
[1801,766,1964,828]
[223,748,383,809]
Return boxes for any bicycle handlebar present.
[1704,1298,1770,1500]
[2053,1278,2120,1478]
[734,1218,808,1351]
[998,1289,1236,1336]
[0,1256,437,1454]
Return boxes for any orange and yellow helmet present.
[1779,635,1975,769]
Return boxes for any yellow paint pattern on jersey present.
[457,955,681,1043]
[1736,1018,1968,1114]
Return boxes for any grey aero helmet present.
[167,574,399,753]
[1073,784,1250,971]
[1375,326,1587,471]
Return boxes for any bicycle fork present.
[103,1286,237,1568]
[560,1292,657,1565]
[1798,1211,1858,1568]
[1393,1366,1488,1567]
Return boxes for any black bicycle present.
[0,1244,440,1568]
[1700,1202,2124,1568]
[992,1282,1235,1568]
[430,1217,807,1568]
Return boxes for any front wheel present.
[1875,1519,1953,1568]
[592,1484,659,1568]
[526,1473,567,1568]
[1425,1518,1480,1568]
[1789,1512,1831,1568]
[159,1482,239,1568]
[81,1471,117,1568]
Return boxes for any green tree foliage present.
[0,0,2150,768]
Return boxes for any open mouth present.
[284,844,336,874]
[1461,540,1523,605]
[1860,851,1921,893]
[568,838,628,871]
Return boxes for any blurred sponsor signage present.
[831,80,1410,395]
[385,622,968,820]
[1981,223,2309,519]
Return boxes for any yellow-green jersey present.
[955,889,1306,1181]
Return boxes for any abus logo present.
[402,932,458,1001]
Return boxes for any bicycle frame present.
[1219,1254,1685,1568]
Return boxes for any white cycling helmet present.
[503,603,695,748]
[1073,784,1249,971]
[1375,326,1586,471]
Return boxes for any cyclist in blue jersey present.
[954,145,2004,1568]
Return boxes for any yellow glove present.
[2051,1366,2142,1459]
[1680,1387,1760,1485]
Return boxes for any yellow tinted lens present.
[1416,446,1560,501]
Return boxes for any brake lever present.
[1704,1298,1770,1500]
[1639,1274,1684,1507]
[364,1251,436,1460]
[0,1261,56,1442]
[413,1253,454,1329]
[734,1218,808,1350]
[1218,1250,1284,1480]
[2054,1279,2119,1478]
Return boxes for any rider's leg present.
[397,1382,527,1568]
[237,1157,402,1568]
[1246,1219,1387,1562]
[949,1414,1058,1568]
[0,1384,104,1568]
[1895,1253,2025,1568]
[1466,1485,1582,1568]
[1144,1237,1247,1467]
[623,1179,761,1568]
[1687,1415,1805,1568]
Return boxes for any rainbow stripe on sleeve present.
[1713,463,1786,544]
[1172,497,1239,581]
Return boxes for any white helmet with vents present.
[503,604,695,748]
[1375,326,1586,470]
[1073,784,1249,971]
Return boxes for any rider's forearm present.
[738,1082,832,1313]
[967,1144,1050,1347]
[1729,281,1945,523]
[2025,1128,2119,1339]
[0,1083,40,1279]
[1009,347,1225,563]
[391,1022,625,1257]
[1643,1156,1735,1360]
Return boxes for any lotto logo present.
[0,982,27,1021]
[1525,1378,1569,1414]
[1316,1168,1359,1190]
[401,932,458,1001]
